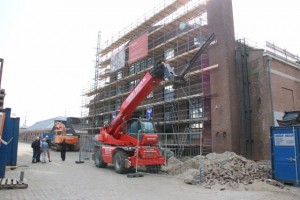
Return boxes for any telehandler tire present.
[114,150,128,174]
[95,148,107,168]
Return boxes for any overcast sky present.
[0,0,299,126]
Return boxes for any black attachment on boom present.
[150,60,165,79]
[172,33,216,88]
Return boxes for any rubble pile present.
[166,151,273,189]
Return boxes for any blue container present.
[0,108,20,178]
[270,126,300,186]
[42,132,53,141]
[6,117,20,166]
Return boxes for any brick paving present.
[1,142,299,200]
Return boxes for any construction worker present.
[41,138,49,163]
[45,136,51,162]
[31,137,39,163]
[36,136,42,163]
[61,139,67,161]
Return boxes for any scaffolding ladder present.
[202,137,212,155]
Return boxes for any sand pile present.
[165,151,281,189]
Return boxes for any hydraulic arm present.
[102,60,166,139]
[94,33,216,174]
[97,33,215,144]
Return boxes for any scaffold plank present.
[0,178,28,190]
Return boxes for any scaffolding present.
[82,0,214,158]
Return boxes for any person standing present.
[61,139,67,161]
[41,138,49,163]
[31,137,39,163]
[45,135,51,162]
[36,136,42,163]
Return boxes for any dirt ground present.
[1,142,299,200]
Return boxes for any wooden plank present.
[1,178,7,185]
[0,177,28,190]
[13,184,28,189]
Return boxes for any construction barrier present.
[78,134,95,162]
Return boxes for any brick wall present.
[207,0,241,153]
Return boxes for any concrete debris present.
[167,156,182,165]
[166,151,275,189]
[266,179,285,189]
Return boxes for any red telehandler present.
[94,33,215,174]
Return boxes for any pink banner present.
[128,33,148,64]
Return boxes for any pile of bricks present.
[166,152,273,189]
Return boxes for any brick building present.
[82,0,300,160]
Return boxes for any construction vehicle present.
[51,118,80,151]
[94,33,215,174]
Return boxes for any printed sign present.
[146,107,153,119]
[274,134,295,146]
[111,47,125,72]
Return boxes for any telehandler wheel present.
[114,151,128,174]
[95,148,107,168]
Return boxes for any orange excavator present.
[51,121,80,151]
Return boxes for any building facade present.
[82,0,300,160]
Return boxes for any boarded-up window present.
[281,87,294,111]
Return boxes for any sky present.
[0,0,299,127]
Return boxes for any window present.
[147,57,154,67]
[103,115,109,125]
[129,80,135,90]
[117,71,122,80]
[129,65,135,75]
[115,99,121,111]
[164,105,172,121]
[141,120,155,133]
[128,120,141,134]
[126,119,155,137]
[194,37,205,46]
[134,62,141,73]
[189,123,203,139]
[129,79,139,90]
[164,48,174,60]
[116,85,122,95]
[140,60,146,71]
[189,99,203,119]
[105,77,110,84]
[190,122,203,129]
[147,91,153,99]
[164,85,174,100]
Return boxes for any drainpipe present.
[266,55,275,126]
